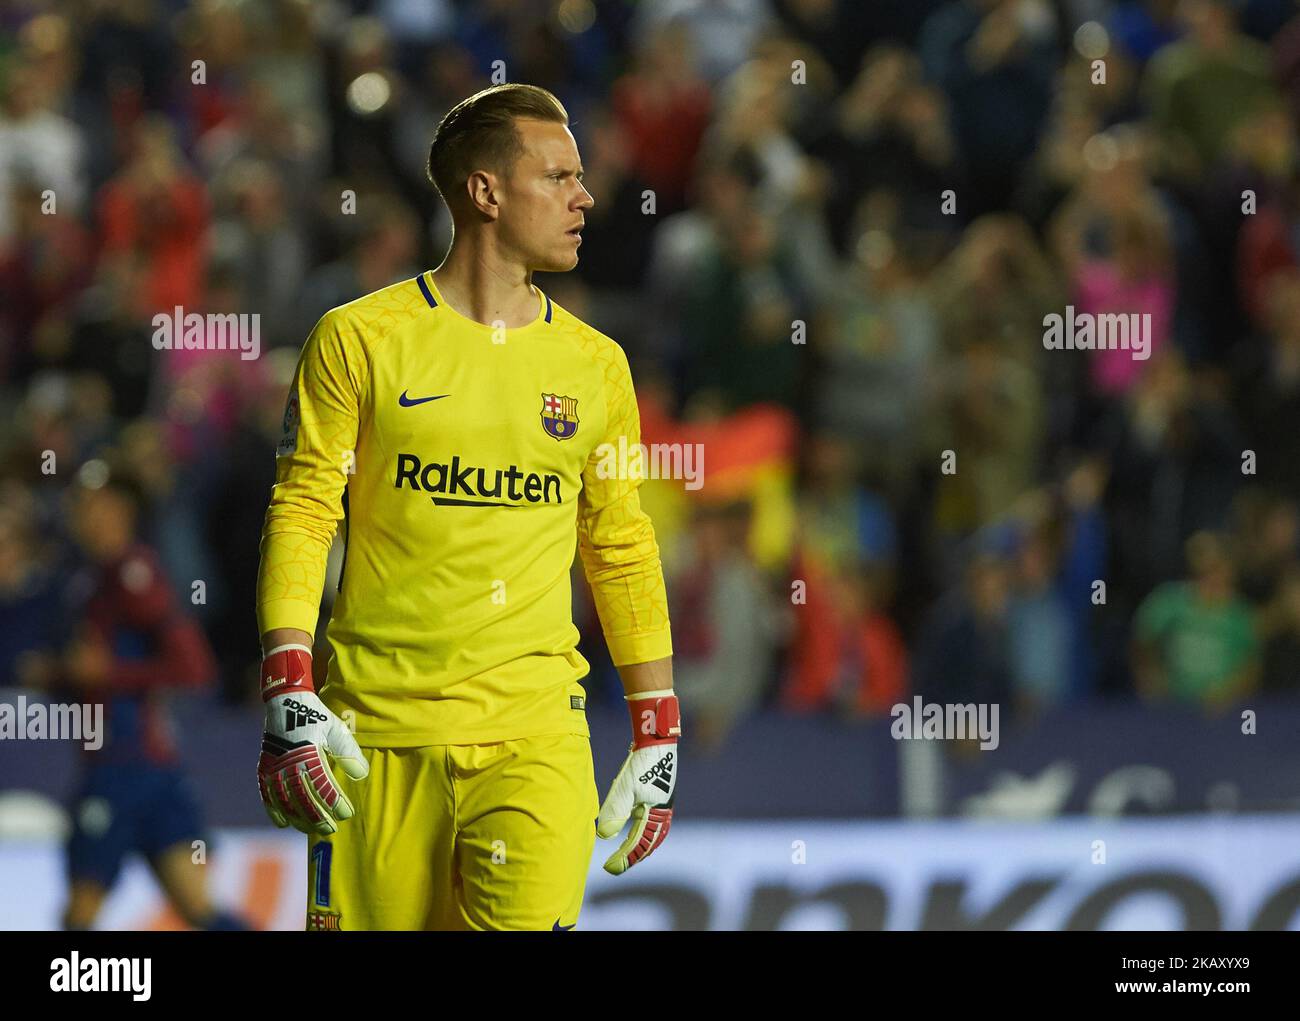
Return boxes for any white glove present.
[597,688,680,875]
[256,644,369,836]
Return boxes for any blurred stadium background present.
[4,0,1300,930]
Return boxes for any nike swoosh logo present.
[552,919,576,931]
[399,390,450,407]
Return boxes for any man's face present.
[496,118,594,272]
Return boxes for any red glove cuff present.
[627,691,681,749]
[260,644,315,702]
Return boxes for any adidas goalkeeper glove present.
[257,643,369,836]
[597,688,680,875]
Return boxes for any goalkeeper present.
[255,83,678,931]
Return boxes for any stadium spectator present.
[1132,530,1259,709]
[0,178,94,386]
[1229,489,1299,603]
[809,45,961,255]
[1097,350,1248,598]
[0,486,66,686]
[208,158,309,349]
[669,500,779,751]
[0,55,86,244]
[918,0,1058,214]
[1257,563,1300,693]
[1051,149,1176,396]
[1143,0,1281,179]
[610,22,713,216]
[294,193,421,339]
[635,0,777,84]
[912,548,1016,709]
[810,210,940,485]
[1007,521,1075,713]
[97,116,210,318]
[925,335,1044,541]
[1236,267,1300,504]
[783,555,909,718]
[679,197,807,410]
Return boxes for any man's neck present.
[431,245,538,328]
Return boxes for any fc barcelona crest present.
[307,908,343,931]
[541,393,579,441]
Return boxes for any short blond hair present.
[426,84,569,208]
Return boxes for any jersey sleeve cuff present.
[606,627,674,667]
[256,597,322,638]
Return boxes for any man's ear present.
[466,170,500,220]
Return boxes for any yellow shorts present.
[305,733,600,931]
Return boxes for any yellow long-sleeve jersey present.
[256,271,672,746]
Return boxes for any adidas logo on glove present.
[283,697,329,730]
[638,751,674,793]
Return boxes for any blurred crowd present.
[4,0,1300,752]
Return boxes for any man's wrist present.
[625,689,681,749]
[260,643,315,701]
